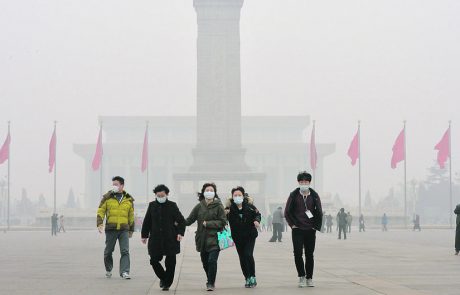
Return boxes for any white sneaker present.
[306,279,315,287]
[298,277,307,288]
[121,272,131,280]
[105,271,112,278]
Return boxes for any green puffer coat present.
[185,198,227,253]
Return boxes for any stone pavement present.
[1,228,459,295]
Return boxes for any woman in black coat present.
[225,186,261,288]
[141,184,185,291]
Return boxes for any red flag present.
[310,124,317,170]
[49,127,56,173]
[348,130,359,166]
[435,127,450,169]
[92,128,103,171]
[141,127,148,173]
[391,128,405,169]
[0,131,11,165]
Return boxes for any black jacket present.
[227,198,262,243]
[141,200,186,256]
[455,204,460,226]
[285,188,323,231]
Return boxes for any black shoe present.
[455,251,459,256]
[206,283,215,291]
[162,286,170,291]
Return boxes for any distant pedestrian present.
[326,214,333,233]
[359,214,365,232]
[58,215,66,233]
[269,207,284,242]
[413,214,421,231]
[346,212,353,233]
[382,213,388,232]
[51,213,58,236]
[337,209,347,240]
[454,204,460,255]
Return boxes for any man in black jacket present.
[455,204,460,255]
[284,171,323,288]
[141,184,185,291]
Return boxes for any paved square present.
[1,228,459,295]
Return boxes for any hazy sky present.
[1,0,458,208]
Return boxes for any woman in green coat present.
[185,183,227,291]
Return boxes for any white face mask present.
[233,196,244,205]
[299,185,310,193]
[203,191,215,200]
[156,196,167,204]
[111,185,120,193]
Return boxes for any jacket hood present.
[102,190,135,202]
[224,196,254,208]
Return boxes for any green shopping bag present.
[217,227,235,250]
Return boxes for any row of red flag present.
[310,123,451,170]
[0,123,452,172]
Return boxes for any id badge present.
[305,210,314,219]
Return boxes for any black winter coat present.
[227,198,262,243]
[285,188,323,231]
[141,200,186,256]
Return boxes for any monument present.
[173,0,267,212]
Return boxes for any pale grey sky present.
[0,0,458,207]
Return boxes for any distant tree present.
[364,190,373,210]
[66,188,77,208]
[38,193,47,208]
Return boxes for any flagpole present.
[100,121,103,199]
[53,121,57,215]
[404,120,407,228]
[312,120,316,188]
[449,120,452,229]
[7,121,10,231]
[146,121,149,205]
[358,120,362,218]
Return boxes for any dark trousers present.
[270,223,283,241]
[51,224,58,236]
[235,238,256,279]
[150,255,176,287]
[455,224,460,252]
[326,225,332,233]
[359,223,365,232]
[292,228,316,279]
[104,230,130,275]
[338,225,347,239]
[200,250,220,285]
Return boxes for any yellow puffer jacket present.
[97,191,135,231]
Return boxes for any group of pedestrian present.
[94,173,460,291]
[96,172,323,291]
[51,213,65,236]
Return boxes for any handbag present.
[217,226,235,250]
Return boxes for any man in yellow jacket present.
[97,176,135,279]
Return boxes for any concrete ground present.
[1,227,459,295]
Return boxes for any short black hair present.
[153,184,169,195]
[231,186,245,196]
[112,176,125,185]
[297,171,312,182]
